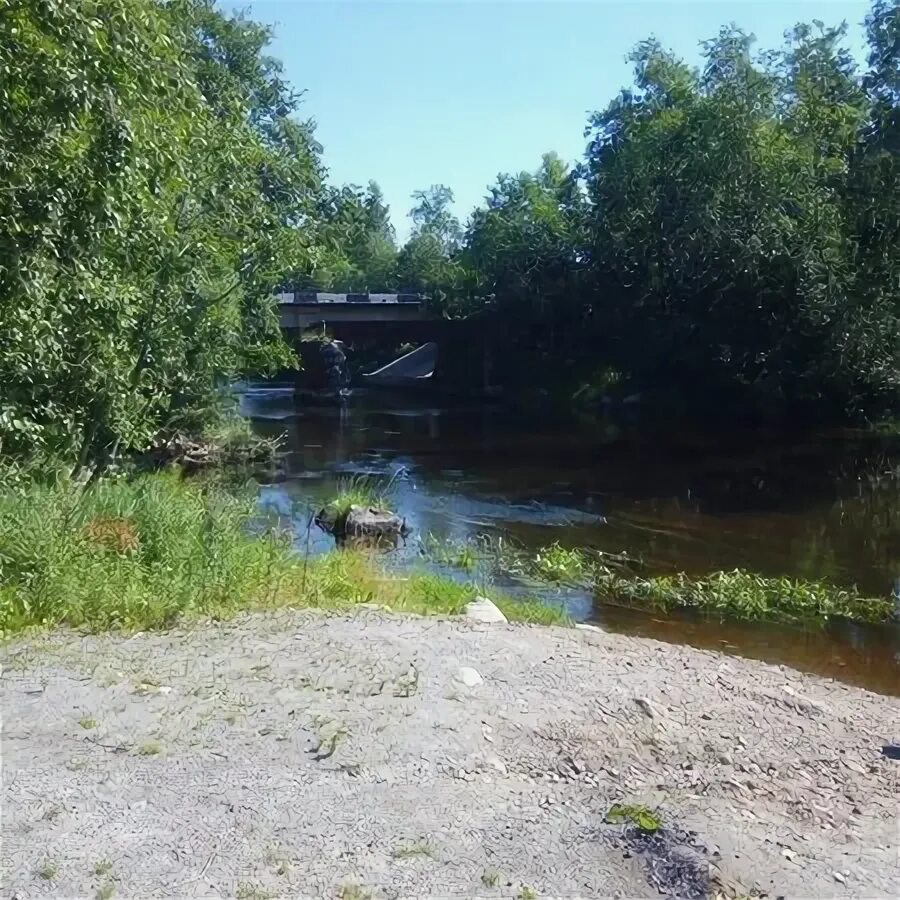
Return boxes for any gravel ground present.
[2,610,898,899]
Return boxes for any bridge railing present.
[275,291,424,305]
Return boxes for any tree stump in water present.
[345,505,408,538]
[315,504,409,544]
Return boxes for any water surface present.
[243,386,900,696]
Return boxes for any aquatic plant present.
[418,535,480,572]
[530,541,590,583]
[595,569,895,625]
[420,533,611,588]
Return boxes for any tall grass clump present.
[0,472,293,634]
[327,475,388,518]
[419,533,612,588]
[595,569,895,625]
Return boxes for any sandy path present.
[2,610,898,899]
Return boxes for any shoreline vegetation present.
[0,472,568,638]
[418,534,897,626]
[0,469,894,639]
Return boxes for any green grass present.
[37,860,58,880]
[338,885,373,900]
[419,533,619,590]
[419,535,479,572]
[391,842,436,860]
[494,595,570,625]
[1,471,886,634]
[0,471,292,634]
[137,740,162,756]
[78,716,98,730]
[235,884,273,900]
[328,475,387,517]
[317,474,391,533]
[596,569,894,625]
[0,471,566,635]
[605,803,663,834]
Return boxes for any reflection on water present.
[243,386,900,696]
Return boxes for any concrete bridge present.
[277,291,492,393]
[277,291,433,330]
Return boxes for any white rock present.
[456,666,484,687]
[575,623,603,633]
[465,597,508,624]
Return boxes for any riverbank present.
[3,609,898,899]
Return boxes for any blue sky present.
[227,1,873,238]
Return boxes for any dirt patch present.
[2,610,898,898]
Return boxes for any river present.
[242,384,900,696]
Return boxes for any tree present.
[460,154,590,374]
[580,20,898,420]
[396,185,463,297]
[305,181,399,290]
[0,0,326,464]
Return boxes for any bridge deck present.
[277,292,434,328]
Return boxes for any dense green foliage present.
[371,3,896,423]
[578,12,900,420]
[0,0,324,464]
[419,533,896,624]
[465,2,896,422]
[0,471,288,631]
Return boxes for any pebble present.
[456,666,483,687]
[487,755,508,775]
[465,597,507,624]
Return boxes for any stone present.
[575,623,603,633]
[465,597,508,624]
[487,754,507,775]
[344,505,408,538]
[456,666,483,688]
[317,504,409,543]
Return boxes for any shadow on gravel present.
[623,825,714,899]
[596,814,750,900]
